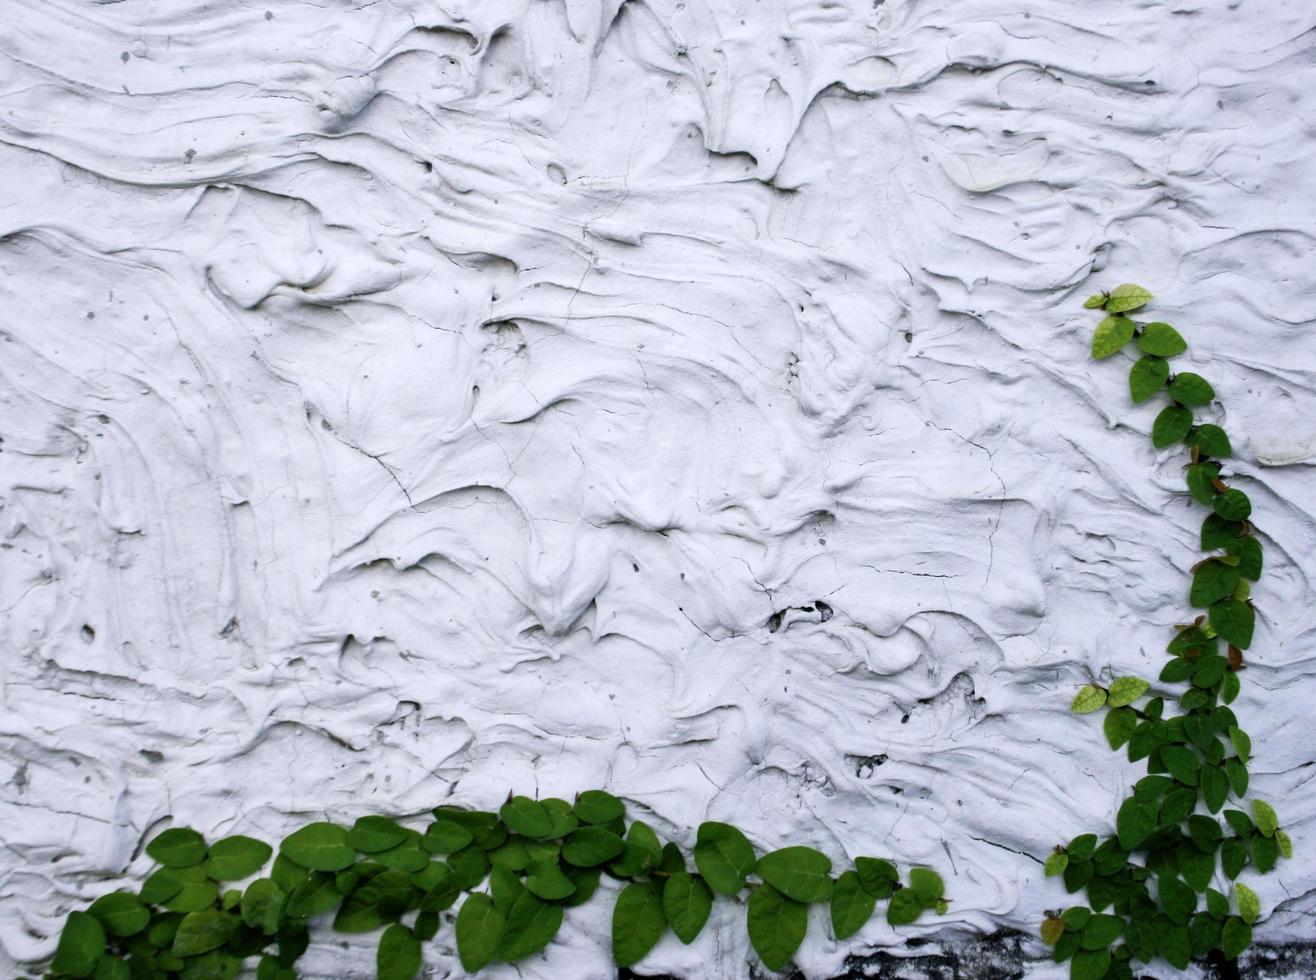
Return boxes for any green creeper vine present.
[34,284,1294,980]
[1038,284,1294,980]
[36,792,947,978]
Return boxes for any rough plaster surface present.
[1,0,1315,977]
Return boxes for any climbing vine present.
[1039,284,1293,979]
[34,284,1292,980]
[37,792,946,978]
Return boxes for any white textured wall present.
[2,0,1314,976]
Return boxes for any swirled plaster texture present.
[2,0,1315,976]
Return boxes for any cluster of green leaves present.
[42,791,947,978]
[1040,285,1294,979]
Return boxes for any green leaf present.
[1224,809,1254,837]
[658,842,685,874]
[663,872,712,944]
[146,828,208,869]
[1106,283,1153,314]
[436,808,506,850]
[1068,835,1098,862]
[1210,599,1255,650]
[524,861,575,901]
[1185,462,1220,505]
[1159,923,1192,969]
[93,959,131,980]
[257,956,296,980]
[610,822,662,878]
[564,866,602,907]
[1223,670,1241,703]
[162,877,219,914]
[1180,845,1216,893]
[756,846,834,903]
[413,909,439,942]
[1045,852,1070,877]
[497,891,564,962]
[348,816,408,854]
[52,912,106,978]
[1253,835,1279,874]
[240,879,284,935]
[447,846,491,891]
[1277,830,1293,859]
[1190,560,1241,608]
[1226,757,1249,797]
[1129,356,1169,403]
[1158,658,1193,685]
[909,868,943,906]
[1202,766,1229,814]
[1230,537,1263,581]
[487,837,530,872]
[1092,838,1128,877]
[1193,654,1227,689]
[285,870,341,920]
[274,923,309,965]
[374,841,429,873]
[1041,915,1066,945]
[171,909,235,957]
[1234,882,1260,925]
[1116,798,1158,851]
[829,870,876,940]
[1207,888,1231,919]
[280,823,354,872]
[357,869,417,918]
[1214,488,1251,521]
[1071,947,1112,980]
[1083,293,1108,310]
[1221,839,1247,880]
[1071,685,1107,714]
[1138,321,1186,356]
[626,821,662,866]
[1159,875,1197,924]
[573,790,624,825]
[886,887,924,926]
[561,827,626,867]
[421,820,474,855]
[1080,913,1123,950]
[1226,725,1251,763]
[455,894,502,973]
[611,882,666,968]
[1162,745,1200,787]
[1221,916,1252,958]
[373,923,422,980]
[204,836,273,882]
[694,822,757,895]
[1152,406,1193,448]
[1134,775,1172,801]
[853,856,898,898]
[420,867,460,914]
[500,796,553,840]
[1103,707,1138,751]
[1188,424,1232,459]
[269,854,307,893]
[539,798,579,839]
[1188,815,1223,854]
[748,884,808,972]
[1169,372,1214,406]
[1252,800,1278,837]
[1107,677,1149,708]
[87,893,149,938]
[139,868,184,905]
[1062,906,1091,931]
[1092,315,1136,359]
